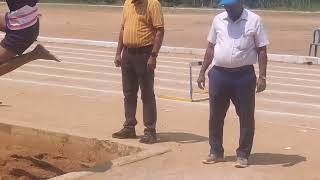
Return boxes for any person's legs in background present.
[230,66,256,168]
[113,50,139,139]
[203,67,231,164]
[136,52,157,144]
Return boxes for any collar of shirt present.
[130,0,146,5]
[222,9,248,23]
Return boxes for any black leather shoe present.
[112,128,137,139]
[139,130,157,144]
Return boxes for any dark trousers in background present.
[208,65,256,159]
[121,46,157,132]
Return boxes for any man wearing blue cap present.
[197,0,269,168]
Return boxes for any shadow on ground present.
[0,102,10,107]
[157,132,208,144]
[88,161,113,173]
[225,153,307,167]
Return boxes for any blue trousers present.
[208,65,256,158]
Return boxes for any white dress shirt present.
[207,9,269,68]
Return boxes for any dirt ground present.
[0,125,122,180]
[0,148,85,180]
[0,80,319,180]
[0,4,318,55]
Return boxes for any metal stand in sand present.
[158,61,209,102]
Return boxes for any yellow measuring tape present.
[194,89,209,94]
[157,95,193,102]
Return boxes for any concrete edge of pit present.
[49,143,170,180]
[35,36,320,65]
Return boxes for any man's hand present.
[256,77,266,93]
[147,56,157,70]
[257,46,268,93]
[197,42,214,90]
[197,72,206,90]
[114,54,122,67]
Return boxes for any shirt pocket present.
[137,14,148,24]
[239,30,255,50]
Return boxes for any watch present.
[259,76,267,80]
[151,52,158,58]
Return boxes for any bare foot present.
[33,44,61,62]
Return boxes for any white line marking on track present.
[265,90,320,99]
[40,45,115,54]
[262,121,320,132]
[0,78,121,94]
[36,56,320,86]
[21,63,320,94]
[256,110,320,120]
[10,69,320,109]
[27,63,190,76]
[258,98,320,109]
[55,53,320,74]
[59,60,190,70]
[47,47,199,61]
[10,70,190,93]
[43,55,320,79]
[34,62,320,90]
[57,57,320,84]
[267,69,320,77]
[268,75,320,84]
[43,45,320,72]
[268,65,320,73]
[17,69,190,85]
[61,55,190,65]
[25,62,320,90]
[52,54,320,76]
[50,50,109,57]
[17,70,119,83]
[271,82,320,90]
[159,98,320,120]
[2,77,320,120]
[25,64,118,75]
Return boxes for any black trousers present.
[121,46,157,132]
[208,65,256,158]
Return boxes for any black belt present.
[214,65,254,72]
[124,45,153,54]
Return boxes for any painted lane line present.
[44,45,320,69]
[28,63,190,76]
[9,70,320,109]
[17,69,190,85]
[9,70,190,93]
[23,63,320,90]
[2,77,320,120]
[60,55,190,65]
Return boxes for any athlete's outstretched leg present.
[0,44,60,76]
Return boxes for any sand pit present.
[0,123,141,180]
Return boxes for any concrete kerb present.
[268,54,320,65]
[37,37,118,49]
[34,36,320,65]
[50,144,170,180]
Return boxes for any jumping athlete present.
[0,0,59,78]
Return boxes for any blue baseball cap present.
[218,0,238,6]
